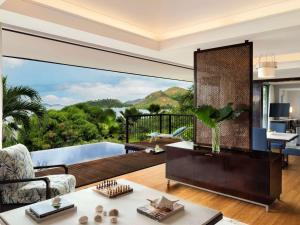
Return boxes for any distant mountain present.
[43,103,65,110]
[164,87,188,101]
[134,87,188,109]
[44,87,188,111]
[86,99,129,108]
[125,98,143,105]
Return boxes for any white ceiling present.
[60,0,284,37]
[1,0,300,80]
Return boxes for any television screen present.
[269,103,290,117]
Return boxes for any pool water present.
[30,142,125,166]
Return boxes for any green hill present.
[164,87,188,101]
[86,99,127,108]
[134,87,188,109]
[66,87,188,110]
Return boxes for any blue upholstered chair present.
[270,122,287,149]
[283,147,300,166]
[252,128,268,151]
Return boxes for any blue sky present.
[3,57,192,106]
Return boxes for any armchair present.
[0,144,76,207]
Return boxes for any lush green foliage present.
[171,86,194,114]
[192,103,244,128]
[18,104,124,151]
[3,77,193,151]
[87,98,128,108]
[148,104,161,114]
[2,76,45,147]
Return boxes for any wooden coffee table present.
[0,179,222,225]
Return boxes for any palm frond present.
[2,76,45,139]
[4,100,45,119]
[7,111,31,129]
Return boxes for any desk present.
[267,132,299,143]
[0,179,222,225]
[267,132,298,168]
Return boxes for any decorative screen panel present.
[195,42,253,150]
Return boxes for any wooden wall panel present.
[194,42,253,150]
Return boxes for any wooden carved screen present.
[195,42,253,150]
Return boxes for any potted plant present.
[192,103,244,153]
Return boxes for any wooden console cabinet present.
[165,142,282,210]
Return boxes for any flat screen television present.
[269,103,290,117]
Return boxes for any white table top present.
[0,179,221,225]
[267,132,299,142]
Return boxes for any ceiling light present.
[257,55,277,79]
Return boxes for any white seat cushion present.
[1,174,76,204]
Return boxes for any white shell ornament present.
[51,196,61,207]
[78,216,88,224]
[94,214,102,222]
[109,209,119,217]
[148,196,178,211]
[111,217,118,223]
[95,205,103,213]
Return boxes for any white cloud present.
[3,57,25,69]
[41,77,191,107]
[60,78,184,102]
[42,95,77,106]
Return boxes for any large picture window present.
[2,57,192,151]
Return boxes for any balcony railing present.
[125,114,195,143]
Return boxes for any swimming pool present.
[30,142,125,166]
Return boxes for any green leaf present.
[216,103,234,122]
[192,103,246,128]
[192,105,218,128]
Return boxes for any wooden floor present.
[36,151,165,187]
[80,155,300,225]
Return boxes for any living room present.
[1,1,300,225]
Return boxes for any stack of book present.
[25,199,77,223]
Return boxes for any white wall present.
[287,91,300,119]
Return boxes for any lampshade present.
[257,56,277,79]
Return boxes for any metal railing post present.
[159,114,162,133]
[168,114,172,134]
[125,116,129,143]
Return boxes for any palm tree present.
[2,76,45,144]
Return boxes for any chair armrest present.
[34,164,68,174]
[0,177,51,199]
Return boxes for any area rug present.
[36,151,166,187]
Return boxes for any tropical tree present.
[173,85,194,114]
[148,104,161,114]
[2,76,45,146]
[120,107,141,119]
